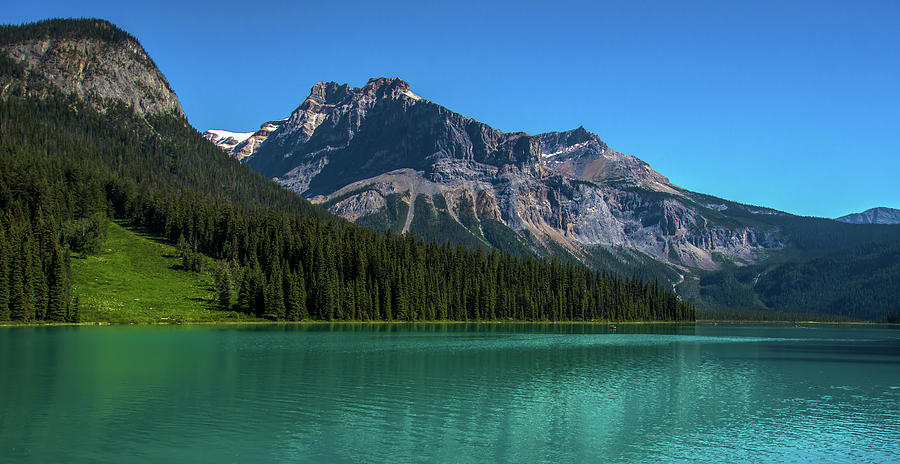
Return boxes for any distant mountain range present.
[836,207,900,225]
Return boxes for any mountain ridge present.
[836,207,900,225]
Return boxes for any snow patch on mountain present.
[204,130,254,150]
[204,118,288,161]
[542,141,593,159]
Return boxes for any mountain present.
[208,77,900,319]
[0,18,182,116]
[208,78,783,275]
[0,18,324,216]
[836,207,900,225]
[1,18,693,324]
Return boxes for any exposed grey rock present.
[1,21,183,116]
[836,207,900,225]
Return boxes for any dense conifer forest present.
[0,72,694,322]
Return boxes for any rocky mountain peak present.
[363,77,407,91]
[303,77,420,108]
[228,77,675,196]
[307,81,352,105]
[535,126,671,191]
[361,77,421,100]
[539,126,606,155]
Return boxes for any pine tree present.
[216,263,232,310]
[393,275,408,321]
[316,266,337,321]
[296,266,308,320]
[46,240,68,322]
[0,226,9,321]
[264,260,285,320]
[237,266,252,313]
[251,265,266,316]
[9,228,29,321]
[382,282,392,321]
[285,273,306,321]
[69,295,81,323]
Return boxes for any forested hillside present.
[0,19,694,323]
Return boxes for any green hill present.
[71,221,257,324]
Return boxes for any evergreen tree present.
[46,240,68,322]
[69,295,80,323]
[0,226,9,321]
[31,232,49,321]
[8,239,26,321]
[216,263,232,310]
[264,260,285,320]
[250,264,266,316]
[237,267,252,313]
[285,273,307,321]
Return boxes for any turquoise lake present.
[1,323,898,463]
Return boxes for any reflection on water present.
[1,323,898,463]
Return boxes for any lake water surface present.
[1,323,898,463]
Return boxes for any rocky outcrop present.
[836,207,900,225]
[0,19,183,116]
[539,127,673,192]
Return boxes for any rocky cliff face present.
[245,78,545,197]
[209,77,789,274]
[0,19,183,116]
[836,207,900,225]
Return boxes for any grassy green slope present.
[71,222,256,324]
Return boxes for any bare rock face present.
[539,127,674,193]
[836,207,900,225]
[0,19,183,116]
[243,77,546,197]
[209,76,789,272]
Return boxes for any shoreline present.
[0,320,693,328]
[1,319,894,328]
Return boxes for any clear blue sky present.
[5,1,899,218]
